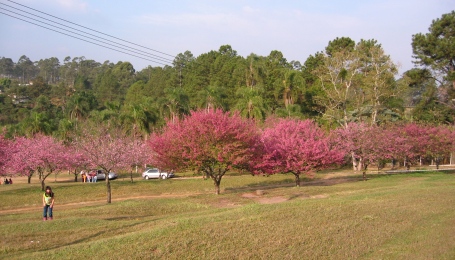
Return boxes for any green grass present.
[1,171,455,259]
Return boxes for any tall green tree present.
[312,41,362,128]
[21,112,52,136]
[196,85,228,112]
[234,86,267,120]
[407,70,455,124]
[263,50,291,113]
[312,38,401,127]
[0,57,15,78]
[412,11,455,89]
[158,87,189,123]
[37,57,60,84]
[120,103,157,138]
[16,55,36,84]
[325,37,355,56]
[66,91,97,123]
[357,39,401,125]
[94,69,121,105]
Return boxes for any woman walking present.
[43,186,55,221]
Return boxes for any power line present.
[0,2,175,64]
[0,11,171,66]
[1,0,177,66]
[0,6,173,65]
[7,0,176,59]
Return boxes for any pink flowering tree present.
[130,139,149,182]
[4,136,36,183]
[75,127,131,203]
[424,125,454,169]
[386,123,429,169]
[62,145,89,182]
[0,135,11,177]
[253,119,345,186]
[35,135,67,191]
[148,109,261,195]
[5,134,67,190]
[332,122,369,172]
[333,123,393,180]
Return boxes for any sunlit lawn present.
[1,170,455,259]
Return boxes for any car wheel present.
[161,174,167,179]
[145,176,149,180]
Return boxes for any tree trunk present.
[27,174,32,184]
[214,178,221,195]
[358,158,363,172]
[351,152,358,171]
[294,173,300,187]
[208,169,224,195]
[106,178,111,203]
[40,172,52,191]
[130,172,134,183]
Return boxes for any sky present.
[0,0,453,76]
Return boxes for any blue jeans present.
[43,205,53,218]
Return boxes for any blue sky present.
[0,0,453,75]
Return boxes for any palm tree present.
[22,112,51,136]
[121,104,156,138]
[234,86,267,120]
[158,87,189,123]
[196,85,227,112]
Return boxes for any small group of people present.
[1,177,13,185]
[80,170,98,183]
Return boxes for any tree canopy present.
[148,109,260,194]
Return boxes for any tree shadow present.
[35,214,169,253]
[225,179,295,193]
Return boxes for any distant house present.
[18,82,33,86]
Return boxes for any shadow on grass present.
[362,170,450,181]
[301,176,364,186]
[225,179,295,193]
[225,175,365,194]
[35,214,168,253]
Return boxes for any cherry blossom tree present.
[62,145,88,182]
[4,136,36,183]
[253,118,344,186]
[125,137,149,183]
[388,123,429,169]
[75,127,131,203]
[0,135,11,177]
[333,123,392,180]
[5,134,67,190]
[148,109,260,194]
[424,125,454,169]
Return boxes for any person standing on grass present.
[43,186,55,221]
[87,170,93,183]
[92,170,97,183]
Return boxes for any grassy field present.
[1,170,455,259]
